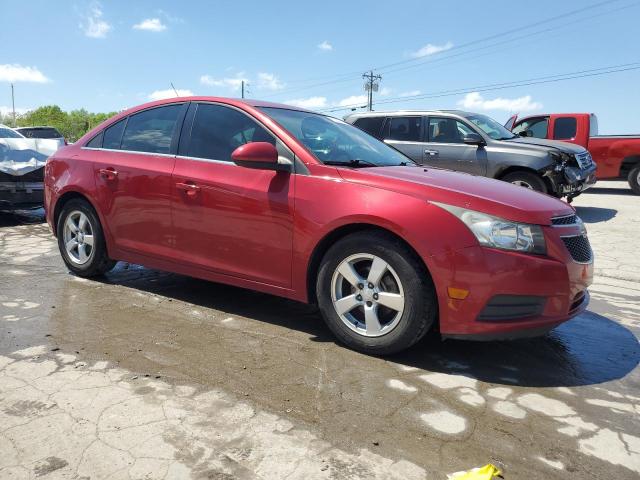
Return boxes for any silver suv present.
[345,110,596,201]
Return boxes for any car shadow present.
[574,206,617,223]
[95,263,639,389]
[584,186,633,196]
[0,208,45,227]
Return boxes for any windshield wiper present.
[323,159,378,168]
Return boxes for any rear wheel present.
[56,198,116,277]
[501,171,548,194]
[316,231,437,355]
[628,165,640,195]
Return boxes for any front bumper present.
[0,181,44,210]
[429,226,593,339]
[561,164,597,196]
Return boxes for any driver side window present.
[186,103,275,162]
[512,117,549,139]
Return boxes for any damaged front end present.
[542,151,597,202]
[0,138,60,210]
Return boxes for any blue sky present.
[1,0,639,133]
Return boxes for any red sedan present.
[44,97,593,354]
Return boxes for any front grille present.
[561,235,593,263]
[552,214,578,225]
[575,151,593,169]
[0,167,44,183]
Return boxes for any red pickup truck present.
[506,113,640,194]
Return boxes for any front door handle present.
[424,149,439,156]
[176,182,201,198]
[98,168,118,181]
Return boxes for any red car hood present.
[338,166,574,226]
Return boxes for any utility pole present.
[241,80,246,99]
[11,83,16,126]
[362,71,382,111]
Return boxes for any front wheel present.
[501,171,548,194]
[316,231,437,355]
[56,198,116,277]
[628,165,640,195]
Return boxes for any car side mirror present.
[463,133,486,146]
[518,130,532,137]
[231,142,291,172]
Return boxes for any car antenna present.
[170,82,179,97]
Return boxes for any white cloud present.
[257,72,284,91]
[148,89,194,101]
[0,64,49,83]
[379,87,392,96]
[318,41,333,51]
[81,3,111,38]
[133,18,167,32]
[337,95,368,107]
[200,73,248,91]
[410,41,453,58]
[458,91,542,112]
[400,90,422,97]
[285,97,328,109]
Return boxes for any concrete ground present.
[0,181,638,480]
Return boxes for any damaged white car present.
[0,124,64,210]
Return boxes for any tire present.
[628,165,640,195]
[501,171,548,194]
[56,198,116,277]
[316,230,437,355]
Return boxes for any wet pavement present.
[1,181,639,479]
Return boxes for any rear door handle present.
[424,149,439,156]
[176,182,201,197]
[98,168,118,181]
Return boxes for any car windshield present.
[259,107,415,167]
[465,114,516,140]
[0,127,25,139]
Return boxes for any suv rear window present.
[18,127,62,139]
[553,117,577,140]
[353,117,385,139]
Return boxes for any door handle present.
[98,168,118,181]
[424,149,439,156]
[176,182,201,197]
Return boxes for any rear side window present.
[121,105,182,154]
[387,116,422,142]
[86,132,103,148]
[553,117,577,140]
[102,119,126,149]
[186,103,274,162]
[353,117,385,139]
[513,117,548,138]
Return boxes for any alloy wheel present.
[330,253,405,337]
[511,180,534,189]
[62,210,95,265]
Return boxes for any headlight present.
[433,202,546,255]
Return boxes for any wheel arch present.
[305,223,433,305]
[53,190,101,237]
[496,166,553,192]
[620,155,640,178]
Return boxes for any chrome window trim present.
[80,146,176,158]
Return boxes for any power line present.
[264,0,631,99]
[362,71,382,111]
[320,62,640,113]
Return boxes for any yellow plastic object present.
[447,286,469,300]
[447,464,503,480]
